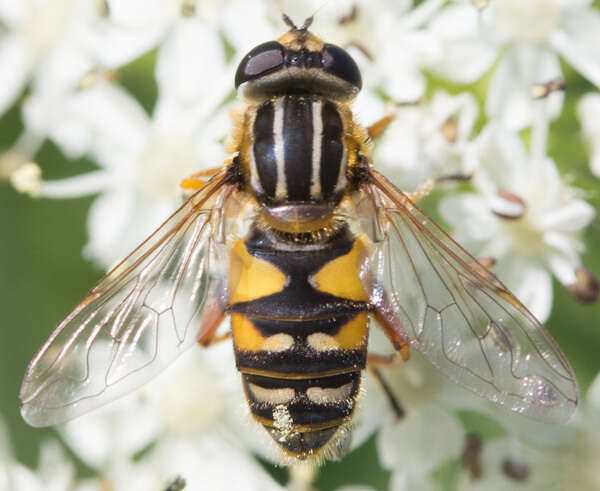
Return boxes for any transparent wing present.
[356,170,578,422]
[21,171,242,426]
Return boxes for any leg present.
[404,172,474,203]
[367,363,405,420]
[367,114,396,141]
[462,433,483,480]
[197,295,228,347]
[404,178,436,203]
[180,166,224,192]
[199,331,231,347]
[373,310,411,362]
[367,351,405,369]
[367,98,423,141]
[164,476,186,491]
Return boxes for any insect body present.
[21,16,578,463]
[228,26,371,457]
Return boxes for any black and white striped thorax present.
[249,95,347,204]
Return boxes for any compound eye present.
[235,41,285,88]
[322,43,362,90]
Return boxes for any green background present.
[2,34,600,491]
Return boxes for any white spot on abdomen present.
[307,332,340,351]
[248,384,295,405]
[262,333,294,352]
[306,382,354,404]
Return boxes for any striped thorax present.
[235,26,365,235]
[249,96,348,205]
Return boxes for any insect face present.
[235,30,362,103]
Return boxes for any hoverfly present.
[20,13,578,462]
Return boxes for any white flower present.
[56,339,298,489]
[30,76,230,267]
[13,2,236,268]
[390,473,440,491]
[440,123,595,321]
[0,0,83,118]
[57,342,240,466]
[455,412,600,491]
[484,44,564,132]
[356,330,468,487]
[378,403,464,481]
[577,92,600,178]
[426,0,600,130]
[0,418,98,491]
[94,431,285,491]
[57,386,163,470]
[0,0,174,163]
[361,90,478,190]
[457,437,561,491]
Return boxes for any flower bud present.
[532,78,566,99]
[502,457,530,482]
[568,267,599,303]
[491,189,526,220]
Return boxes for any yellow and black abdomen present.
[227,224,370,460]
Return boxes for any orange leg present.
[180,166,225,192]
[404,178,435,203]
[367,98,423,141]
[196,296,229,347]
[200,331,231,347]
[367,352,405,369]
[367,114,396,141]
[373,310,411,362]
[368,310,412,421]
[405,174,474,204]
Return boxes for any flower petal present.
[22,46,93,137]
[58,383,162,469]
[471,123,528,194]
[496,261,553,322]
[486,44,563,131]
[390,472,439,491]
[377,403,463,477]
[550,8,600,87]
[439,193,497,245]
[0,34,32,116]
[49,82,150,164]
[39,171,113,198]
[150,432,284,491]
[577,93,600,136]
[425,4,497,83]
[577,92,600,177]
[539,200,595,232]
[155,18,228,104]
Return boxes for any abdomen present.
[227,224,370,460]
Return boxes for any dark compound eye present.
[322,43,362,90]
[235,41,285,88]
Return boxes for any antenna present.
[271,1,328,32]
[302,0,331,30]
[271,2,298,30]
[282,12,298,30]
[300,15,314,31]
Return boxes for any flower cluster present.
[3,0,600,490]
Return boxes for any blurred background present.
[2,1,600,490]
